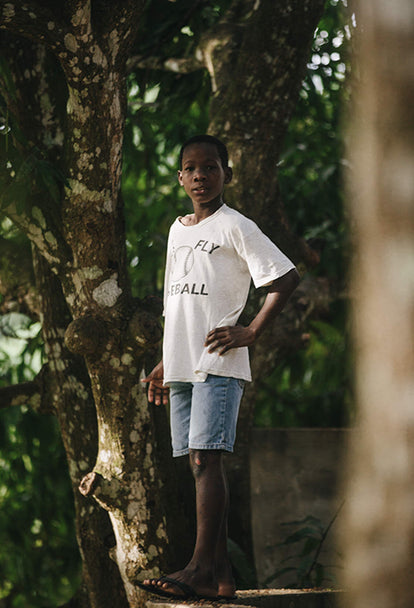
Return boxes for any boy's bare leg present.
[145,449,235,598]
[215,458,236,598]
[187,450,235,597]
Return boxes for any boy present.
[140,135,299,600]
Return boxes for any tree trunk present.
[0,5,188,605]
[33,249,129,608]
[1,33,128,608]
[58,40,173,608]
[341,1,414,607]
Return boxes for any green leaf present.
[263,566,297,585]
[278,527,321,547]
[300,536,321,557]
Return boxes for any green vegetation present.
[0,314,80,606]
[265,507,344,589]
[255,0,354,427]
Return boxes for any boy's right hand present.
[141,360,169,406]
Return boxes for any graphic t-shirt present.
[162,204,296,384]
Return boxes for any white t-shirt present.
[162,204,296,384]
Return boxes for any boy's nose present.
[194,170,207,180]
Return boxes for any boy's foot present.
[217,583,237,600]
[138,576,217,600]
[216,564,237,599]
[142,567,218,600]
[141,567,237,601]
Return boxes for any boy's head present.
[178,135,232,207]
[179,135,229,170]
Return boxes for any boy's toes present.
[142,578,158,587]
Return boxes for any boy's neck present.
[191,196,224,224]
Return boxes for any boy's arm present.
[205,268,300,355]
[141,360,169,406]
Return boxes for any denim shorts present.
[169,375,245,457]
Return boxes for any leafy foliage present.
[0,407,80,607]
[264,508,344,589]
[227,538,257,590]
[279,0,352,280]
[0,136,66,218]
[254,312,354,428]
[0,314,41,381]
[0,317,80,608]
[254,0,354,427]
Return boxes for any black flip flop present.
[137,576,219,601]
[136,580,178,599]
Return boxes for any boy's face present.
[178,143,232,207]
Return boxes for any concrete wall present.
[250,428,350,588]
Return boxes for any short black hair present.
[179,134,229,169]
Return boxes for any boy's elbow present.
[290,268,301,290]
[282,268,300,293]
[268,268,300,296]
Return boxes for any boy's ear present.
[224,167,233,184]
[177,170,184,186]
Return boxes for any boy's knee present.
[189,449,221,478]
[190,450,208,477]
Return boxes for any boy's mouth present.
[193,186,208,193]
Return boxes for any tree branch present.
[0,364,54,413]
[2,200,72,273]
[79,471,126,510]
[126,0,251,77]
[0,1,68,52]
[0,233,40,318]
[110,0,146,57]
[66,0,91,37]
[127,53,205,75]
[0,379,38,409]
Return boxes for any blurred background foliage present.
[253,0,354,428]
[0,0,352,604]
[0,313,80,606]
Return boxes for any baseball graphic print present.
[171,246,194,281]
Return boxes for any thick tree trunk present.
[33,250,129,608]
[341,1,414,607]
[58,42,173,607]
[0,5,188,605]
[1,34,128,608]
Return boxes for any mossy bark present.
[0,5,182,607]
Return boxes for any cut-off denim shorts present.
[169,374,245,457]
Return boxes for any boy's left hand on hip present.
[205,325,256,355]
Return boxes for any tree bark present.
[341,1,414,607]
[32,249,129,608]
[0,4,187,606]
